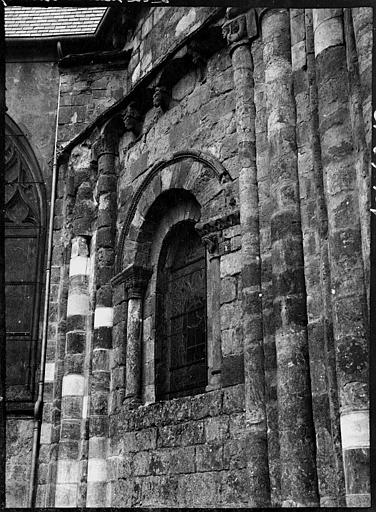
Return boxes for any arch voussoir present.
[115,150,232,274]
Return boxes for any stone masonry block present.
[196,443,224,472]
[220,301,242,330]
[61,396,83,420]
[221,327,243,356]
[220,469,250,505]
[177,471,222,507]
[205,415,229,443]
[223,438,248,470]
[157,420,205,448]
[220,276,237,304]
[152,446,195,475]
[222,384,245,414]
[189,390,222,419]
[92,349,110,372]
[133,450,152,476]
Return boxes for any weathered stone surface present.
[157,421,205,448]
[7,5,370,510]
[314,7,369,507]
[6,419,34,507]
[263,8,319,506]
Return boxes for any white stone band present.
[87,458,107,482]
[82,395,88,419]
[55,483,77,507]
[94,307,114,328]
[57,459,79,484]
[67,293,90,317]
[62,374,85,397]
[340,410,369,450]
[69,255,90,277]
[44,362,55,382]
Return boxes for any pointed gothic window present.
[5,120,46,411]
[155,221,207,400]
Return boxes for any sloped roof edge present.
[5,6,111,39]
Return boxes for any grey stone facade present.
[5,6,371,508]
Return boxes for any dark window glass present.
[156,221,207,400]
[5,132,45,408]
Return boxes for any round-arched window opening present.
[155,220,207,400]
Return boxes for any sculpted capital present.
[222,7,258,51]
[201,233,219,255]
[94,132,115,159]
[115,265,151,299]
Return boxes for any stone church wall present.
[5,6,371,508]
[58,64,127,146]
[6,418,33,507]
[6,60,59,190]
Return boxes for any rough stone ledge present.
[112,384,245,431]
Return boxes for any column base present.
[124,395,142,410]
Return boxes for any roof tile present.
[5,6,107,38]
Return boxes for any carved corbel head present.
[121,101,142,136]
[187,40,207,82]
[222,8,258,50]
[153,85,170,112]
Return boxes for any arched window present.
[155,221,207,400]
[5,117,46,410]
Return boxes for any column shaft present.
[55,236,90,508]
[344,8,371,304]
[226,21,270,504]
[352,8,372,150]
[262,8,318,506]
[125,297,143,401]
[313,8,369,507]
[87,135,117,507]
[303,9,346,505]
[206,249,222,390]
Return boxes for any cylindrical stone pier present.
[295,9,346,505]
[55,236,90,508]
[222,8,270,507]
[86,132,117,507]
[343,8,371,303]
[313,8,370,507]
[262,8,319,506]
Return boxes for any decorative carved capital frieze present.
[201,233,220,255]
[93,133,115,159]
[197,211,240,257]
[121,101,142,136]
[222,7,259,52]
[111,265,151,299]
[197,211,240,237]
